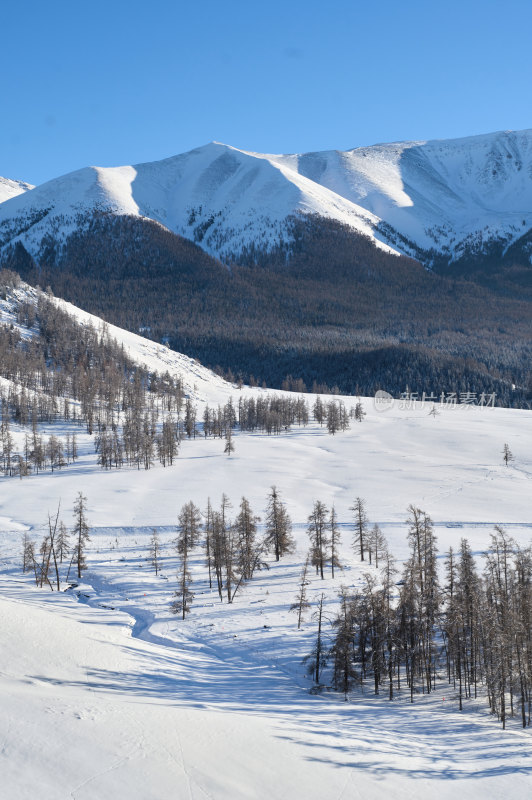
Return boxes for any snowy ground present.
[2,394,532,557]
[1,292,531,798]
[1,397,532,798]
[2,562,532,800]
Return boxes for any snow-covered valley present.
[0,282,531,798]
[2,568,532,800]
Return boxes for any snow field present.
[1,288,532,797]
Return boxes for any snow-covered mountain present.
[271,129,532,261]
[2,129,532,266]
[0,144,393,264]
[0,176,33,204]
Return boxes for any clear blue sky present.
[3,0,532,185]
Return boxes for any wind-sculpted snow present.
[4,129,532,266]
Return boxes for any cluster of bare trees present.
[22,492,90,588]
[1,402,79,476]
[443,528,532,728]
[317,506,532,728]
[171,488,293,618]
[91,392,361,469]
[300,497,385,584]
[96,412,180,470]
[17,475,530,728]
[235,395,309,433]
[0,290,186,476]
[313,396,364,433]
[201,395,361,439]
[1,283,364,478]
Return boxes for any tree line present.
[0,282,363,476]
[4,212,531,405]
[19,485,531,728]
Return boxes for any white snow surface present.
[0,175,33,203]
[50,291,237,406]
[3,128,532,263]
[271,129,532,254]
[1,290,531,797]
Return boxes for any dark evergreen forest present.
[4,213,532,405]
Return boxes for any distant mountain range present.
[2,129,532,269]
[1,130,532,404]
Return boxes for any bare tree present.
[350,497,368,561]
[224,427,235,457]
[502,443,514,466]
[307,500,329,579]
[234,497,261,580]
[204,498,214,590]
[171,552,194,620]
[176,502,202,556]
[72,492,90,579]
[47,504,62,590]
[290,556,311,629]
[353,401,366,422]
[330,506,342,578]
[56,521,70,564]
[367,523,387,567]
[22,531,35,574]
[149,529,161,576]
[330,588,357,699]
[264,486,294,562]
[304,593,328,685]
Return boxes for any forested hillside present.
[4,215,531,405]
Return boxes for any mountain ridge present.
[3,128,532,268]
[0,176,34,204]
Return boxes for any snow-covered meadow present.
[1,293,531,799]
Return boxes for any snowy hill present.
[3,129,532,266]
[271,129,532,260]
[0,175,33,204]
[0,279,236,407]
[51,292,239,406]
[0,144,394,264]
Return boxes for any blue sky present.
[3,0,532,184]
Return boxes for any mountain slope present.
[0,143,394,264]
[2,130,532,267]
[271,129,532,261]
[0,176,33,204]
[6,213,532,405]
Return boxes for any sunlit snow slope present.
[271,129,532,258]
[3,129,532,265]
[0,176,33,203]
[0,144,391,263]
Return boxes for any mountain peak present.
[2,128,532,267]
